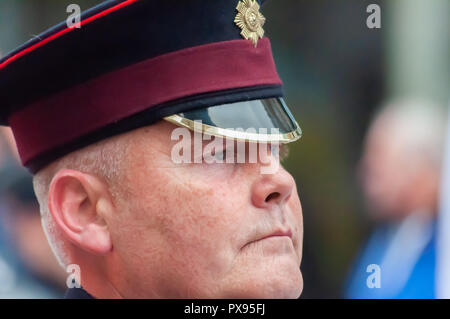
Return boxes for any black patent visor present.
[164,97,302,143]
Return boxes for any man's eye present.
[213,149,227,162]
[212,148,239,163]
[214,149,235,163]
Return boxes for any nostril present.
[265,192,280,202]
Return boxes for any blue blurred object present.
[345,214,436,299]
[0,142,63,298]
[0,205,62,298]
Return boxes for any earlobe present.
[48,169,113,256]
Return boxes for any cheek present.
[118,165,252,290]
[287,186,303,263]
[162,174,248,264]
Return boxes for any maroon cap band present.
[9,38,282,167]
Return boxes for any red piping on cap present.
[0,0,140,71]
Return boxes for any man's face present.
[106,121,303,298]
[359,122,421,219]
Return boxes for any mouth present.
[259,229,292,241]
[242,228,293,250]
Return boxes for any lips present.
[259,228,292,241]
[242,227,293,250]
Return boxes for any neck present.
[70,252,123,299]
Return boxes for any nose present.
[251,166,295,208]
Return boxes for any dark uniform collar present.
[64,287,95,299]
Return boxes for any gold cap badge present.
[234,0,266,47]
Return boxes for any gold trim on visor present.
[163,114,302,143]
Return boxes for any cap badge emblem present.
[234,0,266,47]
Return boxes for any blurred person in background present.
[0,128,66,298]
[345,98,446,298]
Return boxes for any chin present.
[259,255,303,298]
[264,270,303,299]
[222,267,303,299]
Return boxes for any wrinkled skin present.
[58,121,304,298]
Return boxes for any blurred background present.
[0,0,449,298]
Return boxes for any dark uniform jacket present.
[65,287,94,299]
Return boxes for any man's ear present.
[48,169,114,255]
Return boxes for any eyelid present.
[219,143,289,161]
[200,142,290,163]
[213,149,226,160]
[214,146,235,161]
